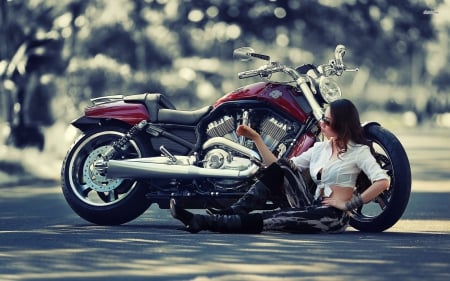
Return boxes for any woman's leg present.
[208,162,285,215]
[261,206,349,234]
[171,199,264,233]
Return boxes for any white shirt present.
[290,138,389,199]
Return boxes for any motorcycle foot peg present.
[137,120,148,129]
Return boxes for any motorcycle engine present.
[206,116,238,142]
[204,114,290,189]
[202,146,254,189]
[203,148,252,171]
[259,117,288,151]
[206,114,289,154]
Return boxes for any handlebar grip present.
[238,64,285,79]
[238,69,260,79]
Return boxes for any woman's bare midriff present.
[328,185,354,201]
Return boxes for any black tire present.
[61,126,153,225]
[350,124,411,232]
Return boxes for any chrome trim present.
[102,137,262,179]
[91,95,124,105]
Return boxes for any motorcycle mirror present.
[233,47,270,61]
[334,45,346,62]
[233,47,256,61]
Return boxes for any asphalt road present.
[0,127,449,281]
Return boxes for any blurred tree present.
[0,0,67,149]
[433,70,450,93]
[1,0,442,147]
[181,0,436,83]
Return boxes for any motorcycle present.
[61,45,411,232]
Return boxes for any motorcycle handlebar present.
[238,64,286,79]
[237,62,325,120]
[238,69,261,79]
[238,45,357,80]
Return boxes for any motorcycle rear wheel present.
[350,124,411,232]
[61,125,153,225]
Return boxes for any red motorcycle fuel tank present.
[214,82,310,123]
[85,101,150,126]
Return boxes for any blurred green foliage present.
[0,0,448,129]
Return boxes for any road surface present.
[0,127,449,281]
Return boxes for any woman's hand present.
[237,124,278,166]
[322,179,389,211]
[236,125,260,140]
[321,197,347,211]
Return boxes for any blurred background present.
[0,0,449,182]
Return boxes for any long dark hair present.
[329,99,368,154]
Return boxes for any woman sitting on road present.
[170,99,390,234]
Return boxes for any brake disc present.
[82,145,123,192]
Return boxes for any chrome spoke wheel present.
[68,131,141,207]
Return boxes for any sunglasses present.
[321,114,331,126]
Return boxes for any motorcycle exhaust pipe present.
[103,158,260,179]
[97,137,262,179]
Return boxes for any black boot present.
[170,198,194,227]
[171,199,263,233]
[207,162,284,215]
[207,181,270,215]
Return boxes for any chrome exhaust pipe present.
[100,137,262,179]
[105,158,260,179]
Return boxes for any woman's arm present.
[322,179,390,211]
[360,179,390,204]
[236,125,278,166]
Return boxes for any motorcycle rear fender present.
[86,101,150,124]
[77,100,150,129]
[71,113,148,132]
[75,93,178,130]
[70,116,118,132]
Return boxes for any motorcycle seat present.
[124,93,212,125]
[158,106,212,125]
[124,92,176,111]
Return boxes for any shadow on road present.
[1,218,449,281]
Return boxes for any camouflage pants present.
[261,160,350,234]
[261,204,350,234]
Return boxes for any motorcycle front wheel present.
[350,124,411,232]
[61,125,153,225]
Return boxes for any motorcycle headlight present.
[319,76,342,103]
